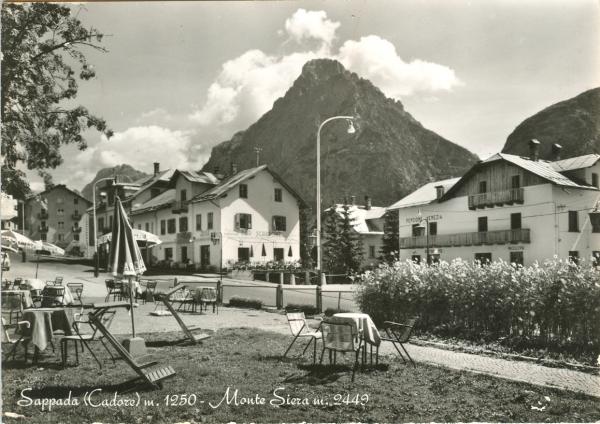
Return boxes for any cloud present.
[189,9,461,138]
[74,126,208,176]
[337,35,461,97]
[284,9,340,49]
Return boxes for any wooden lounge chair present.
[159,286,211,344]
[381,317,418,367]
[87,302,176,390]
[283,312,321,363]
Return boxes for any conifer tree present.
[381,209,400,263]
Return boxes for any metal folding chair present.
[283,312,322,363]
[381,317,418,367]
[319,317,362,382]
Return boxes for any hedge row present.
[355,258,600,353]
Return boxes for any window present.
[235,213,252,230]
[160,220,166,235]
[167,219,176,234]
[74,197,78,205]
[369,246,376,258]
[98,218,104,232]
[41,233,47,241]
[568,211,579,232]
[180,189,187,202]
[179,216,188,232]
[478,216,488,232]
[475,253,492,264]
[428,221,437,236]
[57,208,64,216]
[274,188,282,202]
[509,251,524,266]
[568,251,579,265]
[593,215,600,233]
[479,181,487,194]
[74,234,80,241]
[511,175,521,189]
[145,222,149,232]
[196,214,202,231]
[181,246,188,263]
[273,248,284,262]
[207,212,214,230]
[165,248,173,260]
[57,234,64,241]
[411,255,421,264]
[73,222,79,229]
[511,213,522,230]
[272,216,287,232]
[239,184,248,199]
[592,173,599,188]
[58,221,64,229]
[412,224,421,237]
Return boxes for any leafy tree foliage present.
[321,205,341,273]
[1,3,112,197]
[338,202,363,272]
[299,207,314,269]
[381,209,399,263]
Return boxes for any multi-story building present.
[24,185,92,256]
[1,192,19,230]
[389,142,600,266]
[327,196,386,269]
[130,164,306,270]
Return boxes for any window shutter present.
[234,213,240,230]
[272,216,276,231]
[247,214,252,229]
[282,217,286,231]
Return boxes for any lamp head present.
[346,119,356,134]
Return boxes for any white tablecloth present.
[22,278,45,290]
[334,312,381,346]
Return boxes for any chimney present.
[350,195,356,205]
[435,185,445,199]
[551,143,562,161]
[153,162,160,176]
[529,139,540,161]
[364,196,372,210]
[230,162,238,175]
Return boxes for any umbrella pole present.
[35,254,39,278]
[129,275,136,338]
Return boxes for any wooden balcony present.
[39,225,49,233]
[400,228,530,249]
[171,201,189,214]
[38,211,49,219]
[72,226,82,233]
[468,188,524,210]
[72,212,82,220]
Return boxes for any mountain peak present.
[301,58,347,79]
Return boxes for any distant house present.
[389,141,600,266]
[1,192,19,230]
[327,196,386,268]
[24,185,92,256]
[130,164,306,270]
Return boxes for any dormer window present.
[435,186,444,199]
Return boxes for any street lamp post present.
[417,217,430,265]
[316,116,355,276]
[93,177,117,277]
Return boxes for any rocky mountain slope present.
[502,87,600,159]
[202,59,478,208]
[81,164,149,202]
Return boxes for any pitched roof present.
[29,184,92,205]
[550,154,600,172]
[130,169,176,199]
[388,177,460,210]
[130,189,175,215]
[170,170,220,185]
[190,165,307,207]
[329,204,387,234]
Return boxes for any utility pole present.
[254,147,263,167]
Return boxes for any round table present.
[333,312,381,346]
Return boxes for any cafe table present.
[21,308,76,359]
[333,312,381,364]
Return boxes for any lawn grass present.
[2,328,599,423]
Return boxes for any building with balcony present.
[389,143,600,266]
[24,185,92,256]
[130,165,306,270]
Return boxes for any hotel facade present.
[389,143,600,266]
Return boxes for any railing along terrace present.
[400,228,530,248]
[468,187,524,209]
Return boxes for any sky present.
[23,0,600,192]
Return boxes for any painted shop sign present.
[406,214,443,223]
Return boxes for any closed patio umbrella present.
[108,197,146,338]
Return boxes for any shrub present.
[228,296,263,309]
[285,303,318,316]
[355,257,600,356]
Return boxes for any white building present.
[389,144,600,266]
[1,192,19,230]
[130,165,306,271]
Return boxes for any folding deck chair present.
[87,302,177,390]
[158,286,211,344]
